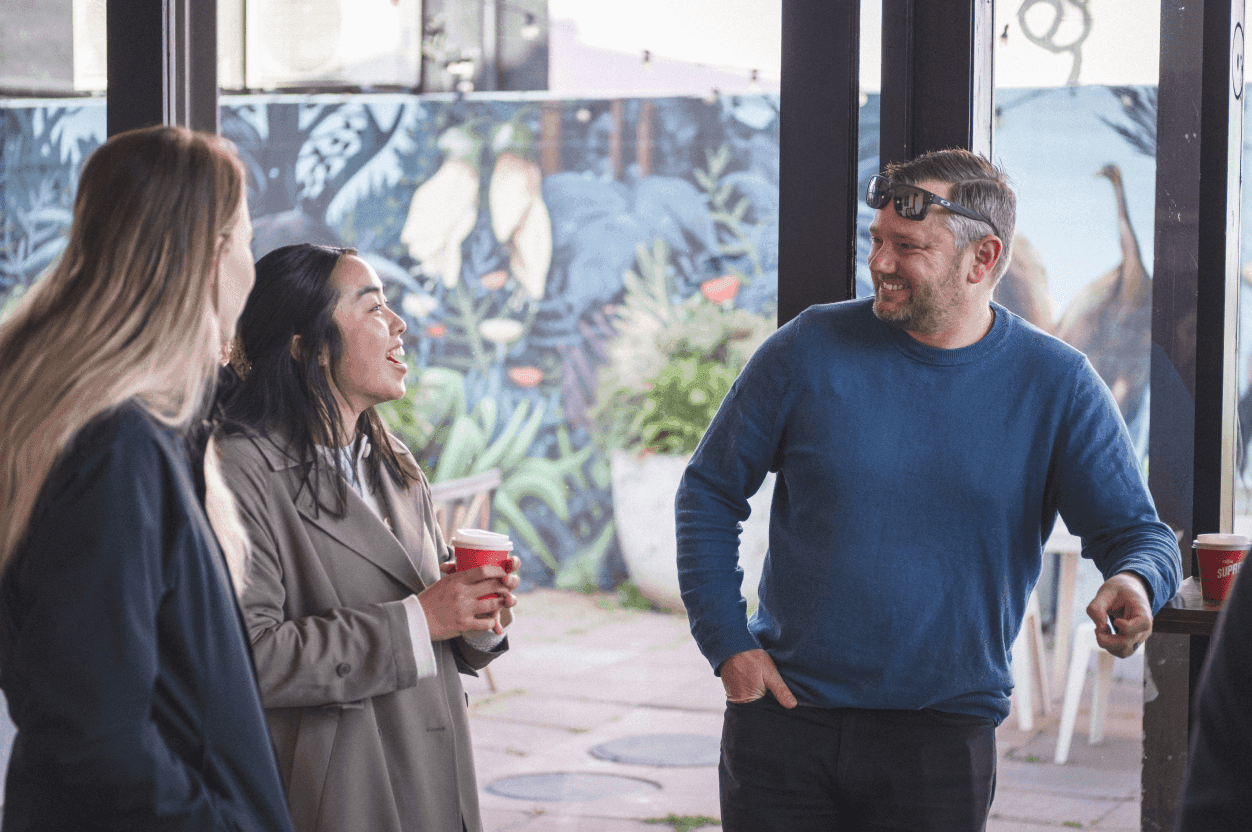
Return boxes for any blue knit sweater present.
[675,299,1181,723]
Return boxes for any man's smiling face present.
[868,178,976,341]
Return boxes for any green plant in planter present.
[593,238,772,456]
[636,346,738,455]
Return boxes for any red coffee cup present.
[451,528,514,599]
[1193,533,1250,605]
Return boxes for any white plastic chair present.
[1053,624,1115,764]
[429,468,504,693]
[1009,589,1052,731]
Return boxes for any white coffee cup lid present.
[1194,533,1252,550]
[451,528,513,551]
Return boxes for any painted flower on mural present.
[700,275,741,304]
[400,125,481,289]
[507,365,544,388]
[479,269,509,291]
[488,121,552,300]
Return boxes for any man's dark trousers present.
[720,693,997,831]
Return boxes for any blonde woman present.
[0,126,293,832]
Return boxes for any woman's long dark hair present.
[217,243,417,517]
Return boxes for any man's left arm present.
[1055,359,1182,656]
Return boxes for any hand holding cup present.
[420,529,518,640]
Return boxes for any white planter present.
[610,449,773,613]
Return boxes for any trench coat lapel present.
[249,432,425,595]
[377,437,442,587]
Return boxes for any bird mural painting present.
[1052,163,1152,423]
[993,163,1151,425]
[400,124,482,289]
[993,233,1054,333]
[488,121,553,301]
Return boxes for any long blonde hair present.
[0,125,249,592]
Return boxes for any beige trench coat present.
[218,431,506,832]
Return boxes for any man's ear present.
[968,236,1003,284]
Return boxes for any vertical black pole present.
[880,0,994,168]
[107,0,167,136]
[1143,1,1244,829]
[107,0,219,137]
[776,0,860,326]
[878,0,913,169]
[1193,3,1245,540]
[188,0,220,134]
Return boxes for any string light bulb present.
[446,58,475,78]
[520,12,541,41]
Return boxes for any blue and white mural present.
[5,85,1245,593]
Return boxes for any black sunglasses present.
[866,174,1001,240]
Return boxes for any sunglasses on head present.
[866,174,1001,240]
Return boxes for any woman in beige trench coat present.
[213,243,518,832]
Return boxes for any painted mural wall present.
[1,93,782,598]
[3,85,1234,597]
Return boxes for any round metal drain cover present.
[486,772,661,802]
[589,733,720,767]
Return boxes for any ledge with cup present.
[1154,578,1221,636]
[1153,533,1250,637]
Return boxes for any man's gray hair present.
[883,148,1016,283]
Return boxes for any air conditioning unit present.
[72,0,108,92]
[246,0,422,89]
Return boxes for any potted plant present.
[592,238,774,612]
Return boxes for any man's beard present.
[871,258,964,336]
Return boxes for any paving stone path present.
[467,589,1145,831]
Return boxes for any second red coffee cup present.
[1193,533,1250,605]
[451,528,514,599]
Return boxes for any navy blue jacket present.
[1179,561,1252,828]
[0,404,293,831]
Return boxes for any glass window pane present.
[997,0,1158,88]
[994,0,1161,633]
[215,2,782,608]
[1238,96,1252,531]
[0,0,783,623]
[857,0,880,298]
[549,0,778,96]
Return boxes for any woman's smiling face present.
[327,254,407,433]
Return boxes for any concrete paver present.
[1092,798,1142,830]
[469,589,1147,832]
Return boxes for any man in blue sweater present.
[675,148,1181,831]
